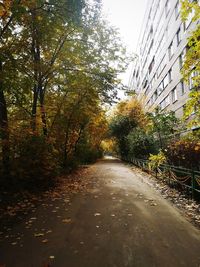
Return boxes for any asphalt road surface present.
[0,157,200,267]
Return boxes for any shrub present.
[127,128,157,159]
[165,139,200,170]
[75,140,103,165]
[148,151,166,170]
[11,134,58,189]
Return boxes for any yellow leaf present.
[34,233,44,237]
[42,239,48,243]
[62,218,71,223]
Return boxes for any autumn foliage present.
[0,0,127,189]
[165,139,200,170]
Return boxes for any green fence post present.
[191,170,195,199]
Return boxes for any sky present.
[102,0,148,92]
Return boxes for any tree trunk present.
[73,125,85,154]
[31,9,40,133]
[39,92,48,136]
[31,84,38,132]
[63,127,70,168]
[0,60,10,177]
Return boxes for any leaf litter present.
[0,166,93,246]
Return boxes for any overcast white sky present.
[102,0,147,53]
[102,0,148,92]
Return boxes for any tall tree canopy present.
[181,0,200,128]
[0,0,128,186]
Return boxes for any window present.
[150,25,153,35]
[150,96,154,105]
[160,100,165,110]
[176,27,181,45]
[158,86,163,96]
[165,26,169,41]
[172,87,177,102]
[145,86,150,95]
[179,49,186,69]
[165,0,170,17]
[182,21,186,32]
[148,40,154,55]
[175,0,180,19]
[151,74,156,87]
[163,74,169,88]
[166,95,170,106]
[136,70,139,79]
[168,42,173,59]
[153,90,158,101]
[148,57,155,74]
[180,80,185,95]
[168,68,172,82]
[179,55,183,69]
[143,77,148,89]
[158,81,164,95]
[160,95,170,110]
[157,55,166,77]
[182,104,186,116]
[160,35,165,49]
[189,71,198,90]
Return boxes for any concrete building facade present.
[130,0,199,117]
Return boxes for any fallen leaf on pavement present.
[34,233,44,237]
[42,239,48,243]
[62,219,71,223]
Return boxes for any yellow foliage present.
[148,151,166,170]
[0,0,12,18]
[101,139,116,153]
[114,95,149,128]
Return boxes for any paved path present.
[0,157,200,267]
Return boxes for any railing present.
[122,157,200,199]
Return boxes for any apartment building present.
[130,0,199,117]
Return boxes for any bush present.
[148,151,166,170]
[127,128,157,159]
[75,139,103,165]
[165,139,200,170]
[11,134,58,189]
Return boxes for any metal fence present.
[122,157,200,199]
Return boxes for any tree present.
[127,128,157,159]
[181,0,200,128]
[183,90,200,128]
[147,108,179,149]
[109,96,147,157]
[0,0,129,187]
[0,0,26,175]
